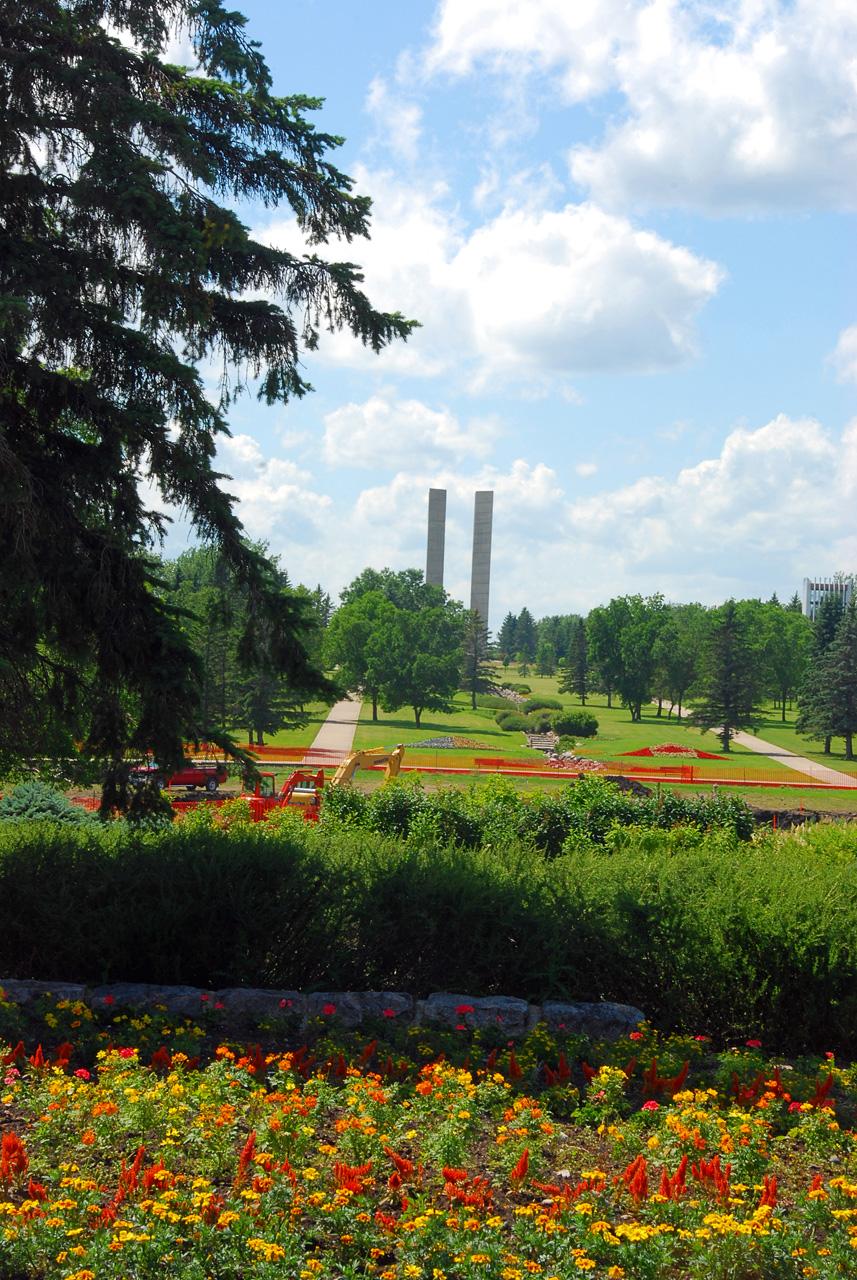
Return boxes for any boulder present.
[422,993,530,1035]
[306,992,363,1028]
[214,989,307,1019]
[358,991,413,1022]
[541,1001,645,1041]
[88,983,204,1014]
[0,979,87,1004]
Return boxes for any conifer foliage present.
[0,0,414,799]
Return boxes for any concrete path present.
[655,700,856,787]
[729,731,857,788]
[307,695,363,756]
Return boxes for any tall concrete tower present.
[425,488,447,587]
[469,491,494,624]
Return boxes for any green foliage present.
[692,600,763,750]
[474,694,516,710]
[551,709,599,737]
[494,712,531,732]
[0,780,91,825]
[0,0,410,798]
[4,813,857,1052]
[504,683,531,695]
[521,697,563,713]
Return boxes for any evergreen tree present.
[785,592,803,613]
[497,613,517,665]
[0,0,413,805]
[817,605,857,760]
[460,612,498,709]
[514,608,538,662]
[797,593,847,754]
[558,617,589,704]
[691,601,762,751]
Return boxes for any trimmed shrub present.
[494,711,531,731]
[551,709,599,738]
[504,683,531,694]
[521,696,563,713]
[524,710,554,734]
[474,694,516,710]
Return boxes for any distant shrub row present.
[494,708,599,737]
[2,805,857,1054]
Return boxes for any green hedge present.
[2,803,857,1053]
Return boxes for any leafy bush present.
[551,709,599,737]
[0,780,91,825]
[474,694,516,710]
[524,710,554,733]
[521,696,563,713]
[504,683,531,694]
[494,711,531,731]
[3,814,857,1052]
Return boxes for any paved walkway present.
[656,700,856,787]
[729,731,857,788]
[307,696,363,755]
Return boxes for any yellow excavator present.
[331,743,405,787]
[241,744,405,822]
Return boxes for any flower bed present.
[622,744,726,760]
[3,994,857,1280]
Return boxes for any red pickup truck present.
[129,762,228,792]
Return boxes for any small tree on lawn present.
[535,641,557,677]
[797,593,845,754]
[516,651,530,677]
[370,603,466,728]
[798,604,857,760]
[461,612,498,710]
[692,601,762,751]
[558,617,589,704]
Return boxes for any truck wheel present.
[186,784,197,791]
[206,777,218,793]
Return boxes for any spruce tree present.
[821,605,857,760]
[0,0,414,804]
[691,601,762,751]
[460,612,498,709]
[797,594,845,754]
[558,617,589,704]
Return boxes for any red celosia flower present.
[1,1132,29,1182]
[509,1148,529,1188]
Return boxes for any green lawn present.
[243,700,338,749]
[351,691,543,754]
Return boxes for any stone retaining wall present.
[0,978,644,1041]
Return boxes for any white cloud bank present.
[213,413,857,616]
[263,172,723,386]
[322,394,498,469]
[425,0,857,213]
[831,325,857,387]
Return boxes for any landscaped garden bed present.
[2,997,857,1279]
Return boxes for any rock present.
[0,979,87,1004]
[423,993,530,1035]
[214,989,307,1019]
[306,992,363,1028]
[88,983,204,1014]
[541,1001,646,1041]
[357,991,413,1021]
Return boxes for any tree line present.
[500,591,856,756]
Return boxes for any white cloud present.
[181,415,857,617]
[575,462,598,476]
[262,171,723,386]
[365,77,423,161]
[425,0,857,213]
[831,325,857,386]
[322,394,498,469]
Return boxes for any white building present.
[801,576,853,621]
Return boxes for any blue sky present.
[168,0,857,629]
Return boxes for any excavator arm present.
[330,744,405,788]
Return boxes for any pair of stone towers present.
[425,489,493,624]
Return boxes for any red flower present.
[383,1009,395,1017]
[456,1005,474,1015]
[695,1035,708,1042]
[630,1032,644,1041]
[119,1048,135,1059]
[789,1101,802,1112]
[642,1100,659,1112]
[214,1002,225,1010]
[456,1024,466,1031]
[103,995,114,1005]
[200,994,210,1001]
[826,1052,835,1059]
[279,999,292,1008]
[746,1040,762,1049]
[323,1004,336,1016]
[74,1069,90,1080]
